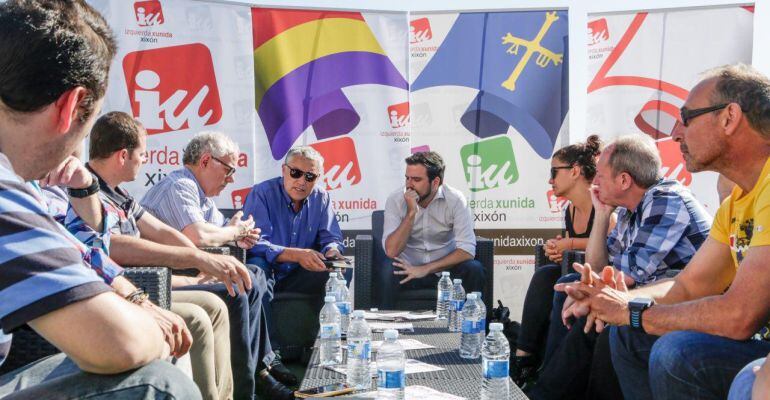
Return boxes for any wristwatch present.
[629,298,654,333]
[67,174,100,198]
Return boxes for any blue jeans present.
[728,358,765,400]
[249,256,352,352]
[177,264,273,400]
[0,353,200,399]
[610,327,770,400]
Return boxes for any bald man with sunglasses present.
[242,146,346,356]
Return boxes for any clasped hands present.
[555,262,634,334]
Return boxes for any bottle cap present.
[324,296,336,303]
[384,329,399,340]
[352,310,364,318]
[329,272,337,277]
[490,323,503,331]
[441,271,450,276]
[466,293,478,300]
[453,279,462,284]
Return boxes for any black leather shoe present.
[269,360,299,387]
[257,371,295,400]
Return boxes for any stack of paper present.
[324,359,445,377]
[353,385,465,399]
[370,338,435,352]
[368,322,414,332]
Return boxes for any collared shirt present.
[607,179,712,284]
[36,184,124,284]
[0,153,111,366]
[87,163,145,237]
[242,177,344,281]
[140,167,225,231]
[382,184,476,267]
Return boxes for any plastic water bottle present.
[335,279,351,335]
[346,310,372,390]
[325,272,339,297]
[377,329,405,399]
[460,293,482,359]
[448,279,465,332]
[436,272,452,321]
[472,291,488,352]
[319,296,342,365]
[481,323,510,400]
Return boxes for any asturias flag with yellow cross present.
[412,11,569,159]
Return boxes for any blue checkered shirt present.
[607,179,712,284]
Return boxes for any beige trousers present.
[171,290,233,400]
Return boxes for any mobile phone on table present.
[294,382,355,398]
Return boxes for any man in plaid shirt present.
[526,135,712,400]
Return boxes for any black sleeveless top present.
[564,205,595,238]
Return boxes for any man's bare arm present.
[29,292,168,374]
[421,248,474,275]
[138,212,196,248]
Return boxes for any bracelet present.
[125,289,149,305]
[67,174,100,198]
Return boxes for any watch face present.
[630,298,653,310]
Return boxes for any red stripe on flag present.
[251,8,365,50]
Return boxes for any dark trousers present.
[381,257,485,308]
[250,256,352,352]
[542,273,580,364]
[177,264,273,400]
[516,264,562,358]
[526,316,622,400]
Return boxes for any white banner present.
[409,10,570,318]
[586,6,754,214]
[89,0,255,209]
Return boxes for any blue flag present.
[412,11,569,158]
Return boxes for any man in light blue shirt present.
[242,146,346,352]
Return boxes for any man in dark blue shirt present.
[243,146,346,353]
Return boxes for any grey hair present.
[183,131,240,165]
[702,63,770,139]
[606,135,661,188]
[284,146,324,174]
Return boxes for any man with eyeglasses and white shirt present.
[241,146,347,358]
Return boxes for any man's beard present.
[418,185,433,203]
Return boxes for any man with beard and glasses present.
[241,146,346,376]
[382,151,483,306]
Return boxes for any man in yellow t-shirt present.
[556,64,770,400]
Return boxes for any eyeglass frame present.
[679,103,729,127]
[284,164,319,183]
[550,165,573,180]
[211,155,236,178]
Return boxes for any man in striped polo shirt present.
[0,1,199,398]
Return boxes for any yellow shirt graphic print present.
[710,157,770,268]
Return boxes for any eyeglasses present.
[211,156,236,178]
[550,165,573,179]
[285,164,319,182]
[680,103,728,127]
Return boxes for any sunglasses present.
[680,103,728,127]
[550,165,573,179]
[211,156,236,178]
[286,164,319,182]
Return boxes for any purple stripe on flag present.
[258,51,407,160]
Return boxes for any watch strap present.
[67,175,100,198]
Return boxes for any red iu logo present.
[587,18,609,45]
[387,102,409,129]
[547,190,569,213]
[134,1,164,27]
[309,137,361,191]
[231,187,251,209]
[656,136,692,186]
[123,43,222,135]
[410,18,432,44]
